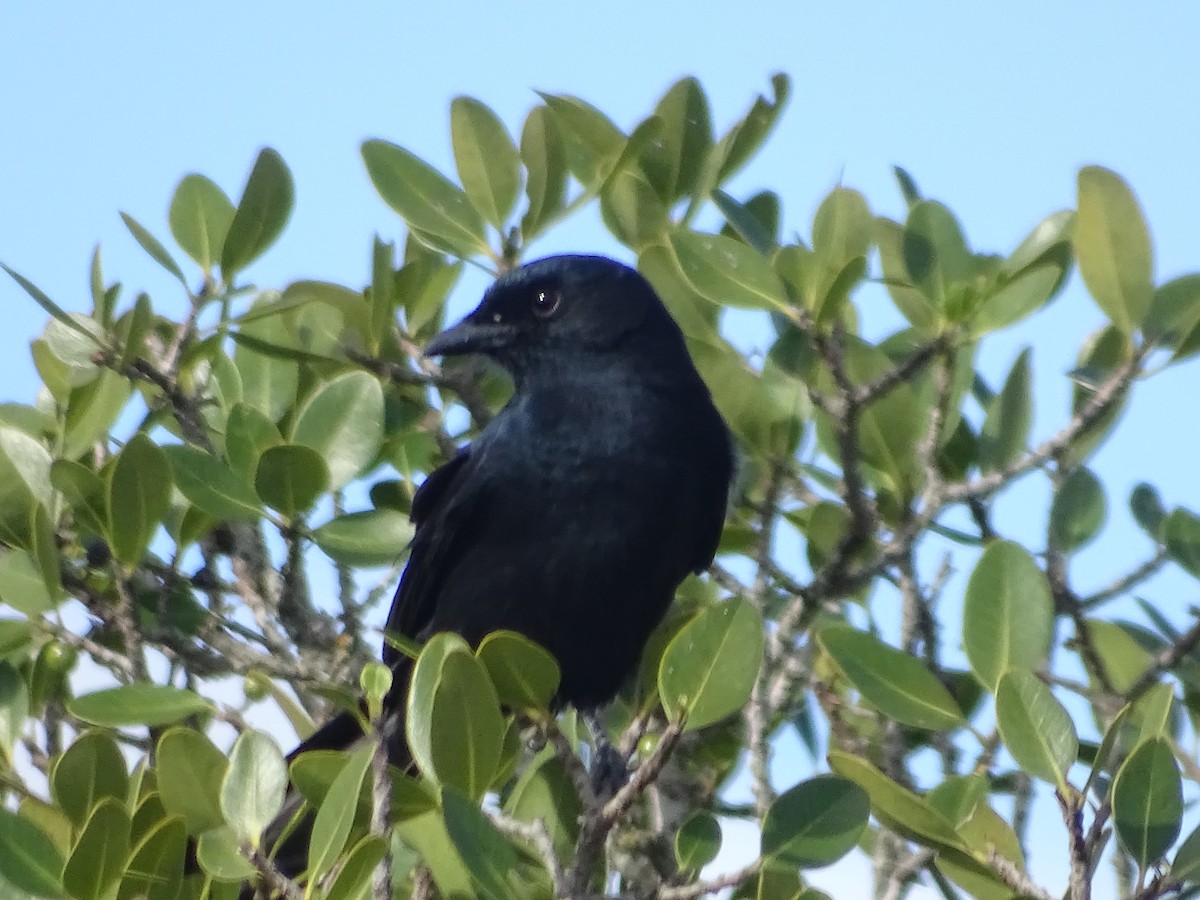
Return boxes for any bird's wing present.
[381,445,484,665]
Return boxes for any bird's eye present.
[531,289,562,319]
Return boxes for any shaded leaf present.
[476,630,560,712]
[107,433,171,564]
[254,443,329,517]
[761,775,869,869]
[308,743,375,884]
[995,670,1078,791]
[1112,737,1182,869]
[0,808,64,897]
[221,148,295,277]
[1049,467,1107,552]
[62,798,130,900]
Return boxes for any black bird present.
[251,254,733,890]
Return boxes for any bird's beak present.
[423,315,517,358]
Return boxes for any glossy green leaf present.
[761,775,869,869]
[668,229,787,311]
[291,371,384,490]
[157,730,228,834]
[1165,508,1200,578]
[254,443,329,517]
[107,433,171,564]
[451,96,520,229]
[0,808,64,897]
[675,811,722,873]
[118,815,187,900]
[877,218,939,333]
[220,730,286,846]
[308,743,375,884]
[537,93,625,190]
[504,748,580,857]
[221,148,295,277]
[120,212,187,287]
[518,106,567,241]
[407,634,504,800]
[0,550,55,616]
[972,261,1067,336]
[312,509,413,567]
[978,348,1031,470]
[169,174,235,272]
[62,371,131,461]
[62,798,130,900]
[817,627,964,731]
[362,139,488,257]
[324,834,388,900]
[995,670,1078,791]
[1112,737,1182,869]
[827,751,965,850]
[163,444,263,522]
[195,825,256,881]
[1049,467,1107,552]
[659,597,764,730]
[903,201,972,304]
[1172,821,1200,885]
[963,541,1054,690]
[1075,166,1153,336]
[441,788,524,900]
[68,684,212,727]
[476,631,560,712]
[641,77,713,202]
[51,731,129,828]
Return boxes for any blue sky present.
[3,2,1200,896]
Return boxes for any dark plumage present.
[249,254,733,891]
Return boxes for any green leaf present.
[903,201,973,305]
[169,174,235,272]
[995,670,1078,791]
[1088,620,1153,693]
[308,743,375,884]
[0,550,56,616]
[68,684,212,727]
[0,808,65,897]
[704,73,789,189]
[601,165,669,250]
[659,597,764,730]
[312,509,413,567]
[162,444,263,522]
[292,371,385,490]
[1112,737,1182,869]
[537,93,625,190]
[713,190,775,255]
[518,106,567,241]
[220,730,286,846]
[476,630,561,712]
[441,788,524,900]
[62,371,131,461]
[451,97,520,229]
[674,811,722,874]
[0,663,29,767]
[51,731,128,828]
[62,798,130,900]
[1172,821,1200,885]
[224,403,282,481]
[195,825,256,881]
[972,261,1067,336]
[120,212,187,287]
[0,426,53,545]
[3,263,106,349]
[156,729,229,834]
[977,348,1032,470]
[503,748,580,858]
[1049,467,1107,552]
[118,815,187,900]
[641,76,713,203]
[362,139,489,258]
[106,433,171,564]
[324,834,388,900]
[221,148,295,278]
[1074,166,1153,335]
[668,229,787,311]
[963,541,1054,690]
[827,751,965,851]
[407,634,504,800]
[254,443,329,517]
[761,775,869,870]
[809,188,872,321]
[817,627,965,731]
[1165,508,1200,579]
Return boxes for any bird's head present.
[424,255,681,383]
